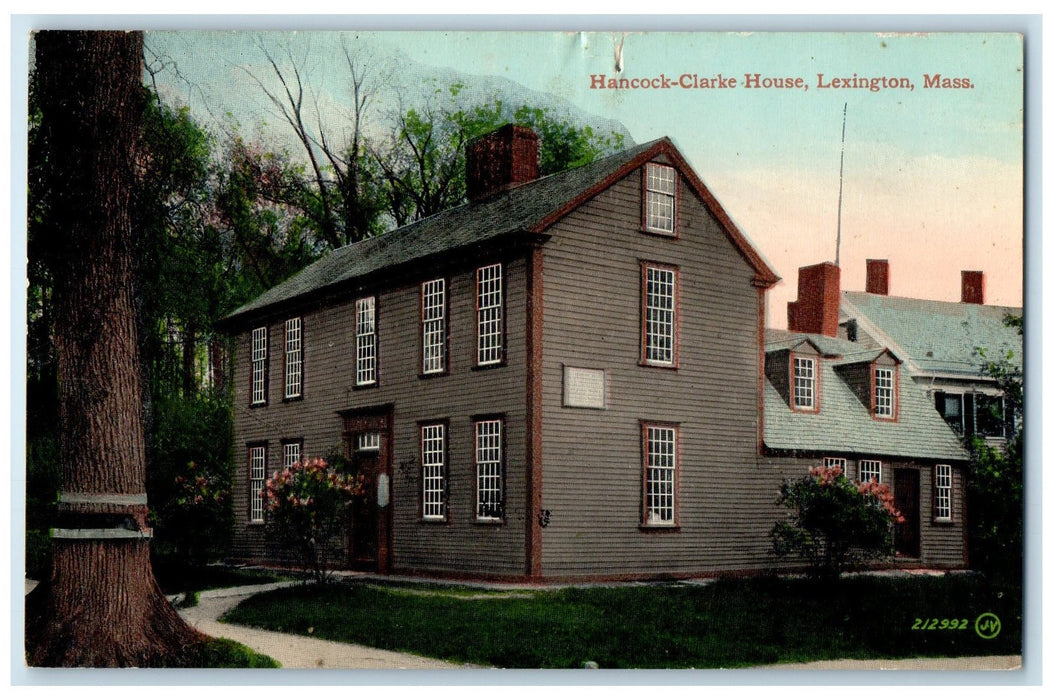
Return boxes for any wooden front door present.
[343,408,392,573]
[893,469,921,558]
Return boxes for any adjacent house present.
[220,125,984,580]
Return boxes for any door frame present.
[893,467,921,559]
[340,403,394,574]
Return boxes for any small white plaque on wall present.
[563,366,606,409]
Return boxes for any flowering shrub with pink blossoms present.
[262,457,363,583]
[771,464,904,580]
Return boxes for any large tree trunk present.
[25,30,202,667]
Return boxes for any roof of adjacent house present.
[763,330,970,461]
[841,291,1022,378]
[221,136,779,326]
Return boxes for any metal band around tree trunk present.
[50,528,154,540]
[58,492,149,506]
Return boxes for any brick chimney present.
[787,262,841,337]
[866,259,890,296]
[465,124,540,202]
[962,270,985,304]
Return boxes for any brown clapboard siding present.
[230,255,530,576]
[539,164,771,577]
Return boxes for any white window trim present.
[824,456,847,477]
[476,264,503,367]
[422,279,447,375]
[249,445,266,523]
[284,317,302,399]
[935,464,953,522]
[645,163,676,235]
[282,440,302,469]
[475,419,503,521]
[355,296,377,386]
[251,327,267,405]
[874,367,895,418]
[421,423,446,521]
[793,356,817,410]
[644,424,677,527]
[357,432,381,452]
[859,459,882,484]
[644,264,677,367]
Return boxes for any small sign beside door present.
[377,473,390,507]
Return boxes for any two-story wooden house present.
[220,125,793,582]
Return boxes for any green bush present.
[772,464,900,580]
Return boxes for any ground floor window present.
[475,418,504,521]
[421,423,447,521]
[643,423,678,526]
[824,456,847,477]
[249,444,266,523]
[934,464,953,521]
[859,459,882,484]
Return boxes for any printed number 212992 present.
[912,618,968,631]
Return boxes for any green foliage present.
[184,638,281,668]
[262,457,364,584]
[771,465,900,580]
[224,575,1020,668]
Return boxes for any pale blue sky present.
[146,30,1024,326]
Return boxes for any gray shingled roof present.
[842,291,1022,378]
[222,138,665,324]
[764,332,969,461]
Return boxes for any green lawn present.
[222,573,1021,668]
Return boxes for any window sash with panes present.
[355,296,377,386]
[935,464,952,521]
[644,265,676,366]
[421,424,446,521]
[251,327,267,405]
[475,419,503,520]
[644,425,677,526]
[824,456,847,477]
[874,367,895,417]
[249,445,266,523]
[477,264,503,366]
[357,432,381,452]
[422,279,446,374]
[284,318,302,398]
[859,459,882,484]
[283,441,301,469]
[936,391,965,433]
[645,163,676,234]
[793,356,816,410]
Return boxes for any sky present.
[105,30,1030,330]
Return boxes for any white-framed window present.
[284,317,302,399]
[859,459,882,484]
[282,440,301,469]
[477,264,503,366]
[936,391,965,434]
[645,162,676,234]
[251,326,267,405]
[422,279,447,374]
[475,418,503,521]
[824,456,847,476]
[643,264,677,366]
[421,423,447,521]
[249,445,266,523]
[357,432,381,452]
[874,367,895,418]
[935,464,953,521]
[355,296,377,386]
[644,424,677,526]
[793,356,817,410]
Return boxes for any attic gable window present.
[642,263,679,367]
[873,366,896,419]
[476,264,504,367]
[644,163,677,234]
[284,317,302,399]
[792,356,817,411]
[251,326,268,406]
[422,278,447,375]
[355,296,377,386]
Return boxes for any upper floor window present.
[935,391,965,433]
[975,394,1007,438]
[934,464,952,522]
[792,356,817,411]
[422,279,447,375]
[284,317,303,399]
[873,366,896,419]
[477,264,504,366]
[859,459,882,484]
[355,296,377,386]
[249,444,266,523]
[642,263,678,367]
[421,423,447,522]
[251,326,268,405]
[643,423,678,527]
[644,163,677,235]
[475,418,504,521]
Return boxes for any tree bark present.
[26,30,202,667]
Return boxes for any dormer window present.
[644,163,676,235]
[792,356,817,411]
[873,366,896,419]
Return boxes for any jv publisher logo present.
[974,613,1002,640]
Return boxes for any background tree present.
[25,30,202,666]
